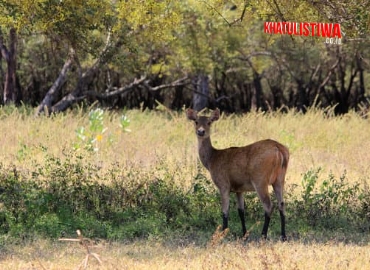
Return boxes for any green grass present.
[0,105,370,269]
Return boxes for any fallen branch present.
[59,229,102,269]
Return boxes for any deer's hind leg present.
[273,182,286,241]
[255,185,273,239]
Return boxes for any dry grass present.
[2,107,369,187]
[1,237,370,269]
[1,107,370,269]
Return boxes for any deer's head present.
[186,108,220,138]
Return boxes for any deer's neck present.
[197,137,216,170]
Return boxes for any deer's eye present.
[195,121,198,125]
[207,122,211,126]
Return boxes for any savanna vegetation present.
[0,106,369,269]
[0,0,370,269]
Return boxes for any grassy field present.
[2,238,370,270]
[0,106,370,269]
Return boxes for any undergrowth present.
[0,154,369,245]
[0,153,219,243]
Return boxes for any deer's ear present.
[186,108,198,121]
[210,108,220,122]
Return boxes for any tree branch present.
[236,51,272,61]
[0,34,10,62]
[50,30,115,113]
[84,76,147,99]
[35,47,76,115]
[143,76,189,91]
[84,76,189,100]
[318,58,340,89]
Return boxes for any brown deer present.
[186,108,289,241]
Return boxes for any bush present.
[287,168,370,233]
[0,155,220,241]
[1,158,369,244]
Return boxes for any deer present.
[186,108,289,241]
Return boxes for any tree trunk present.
[356,52,366,105]
[0,28,19,104]
[251,71,262,111]
[0,46,3,101]
[270,85,283,110]
[35,47,75,115]
[51,67,95,113]
[192,73,209,111]
[50,31,114,113]
[296,79,307,113]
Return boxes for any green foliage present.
[119,115,131,133]
[1,154,369,244]
[0,154,218,241]
[74,108,130,152]
[288,168,367,232]
[1,107,370,245]
[1,0,369,113]
[0,0,116,46]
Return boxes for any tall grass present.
[2,106,369,185]
[1,106,369,240]
[1,105,370,269]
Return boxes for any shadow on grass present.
[0,162,369,247]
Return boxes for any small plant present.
[74,108,130,152]
[301,167,321,205]
[74,108,106,152]
[119,115,131,133]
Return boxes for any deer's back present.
[208,139,289,192]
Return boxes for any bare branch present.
[318,58,340,89]
[200,0,232,27]
[265,0,287,21]
[84,76,147,99]
[143,76,189,91]
[35,47,76,115]
[50,30,116,113]
[59,230,102,269]
[239,1,248,22]
[84,76,189,101]
[82,29,113,80]
[236,51,272,61]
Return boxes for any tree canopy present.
[0,0,369,114]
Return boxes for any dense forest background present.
[0,0,369,115]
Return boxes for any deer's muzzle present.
[197,128,205,136]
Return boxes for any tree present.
[0,28,20,104]
[0,0,368,113]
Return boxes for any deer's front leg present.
[236,192,247,236]
[220,190,230,231]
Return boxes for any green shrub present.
[287,168,370,233]
[1,158,369,244]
